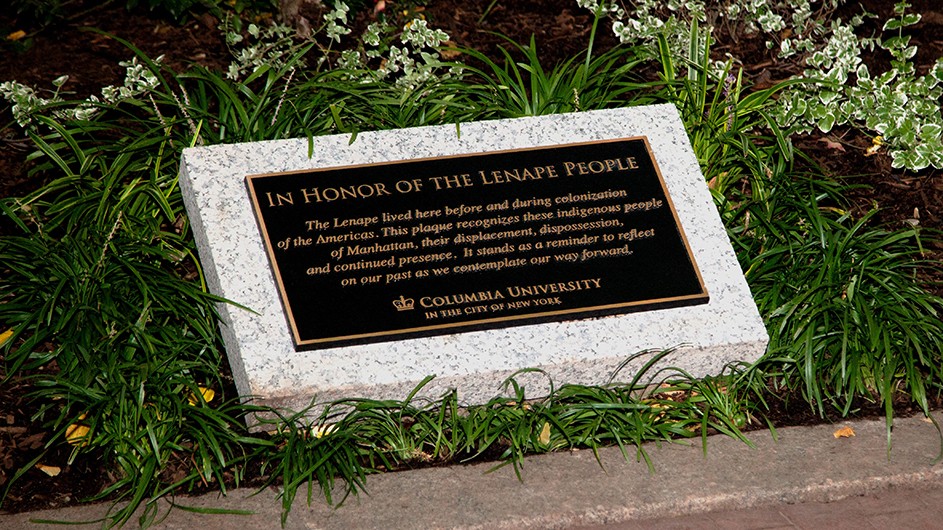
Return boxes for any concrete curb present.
[3,412,941,529]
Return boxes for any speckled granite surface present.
[179,105,768,425]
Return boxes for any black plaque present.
[246,137,708,350]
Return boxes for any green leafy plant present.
[578,0,943,170]
[0,117,262,525]
[639,8,943,443]
[0,55,162,127]
[222,18,303,81]
[774,1,943,170]
[734,175,943,441]
[457,33,650,120]
[333,14,462,92]
[649,19,800,213]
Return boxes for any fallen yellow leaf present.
[865,135,884,157]
[833,426,855,438]
[0,328,13,346]
[187,386,215,406]
[6,30,27,41]
[65,414,90,447]
[35,464,61,477]
[538,422,551,446]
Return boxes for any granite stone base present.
[179,105,768,426]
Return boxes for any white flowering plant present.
[218,2,460,93]
[221,2,353,81]
[223,19,300,81]
[340,17,461,91]
[577,0,943,171]
[0,56,162,127]
[773,2,943,169]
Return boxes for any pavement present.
[3,411,942,529]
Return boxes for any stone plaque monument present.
[179,105,768,422]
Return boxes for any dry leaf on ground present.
[0,329,13,346]
[65,414,90,446]
[538,422,551,446]
[833,426,855,438]
[187,386,215,406]
[35,464,61,477]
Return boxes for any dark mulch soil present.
[1,0,942,515]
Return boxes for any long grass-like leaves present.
[738,177,943,433]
